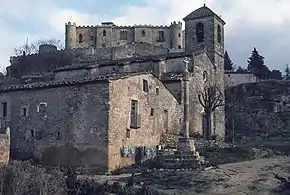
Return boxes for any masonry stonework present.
[0,82,110,172]
[8,42,169,79]
[225,72,258,87]
[0,5,226,172]
[66,21,183,50]
[0,132,10,164]
[107,74,182,170]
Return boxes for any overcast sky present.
[0,0,289,72]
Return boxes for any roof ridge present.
[183,5,226,24]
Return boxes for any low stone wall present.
[0,133,10,164]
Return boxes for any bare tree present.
[197,70,224,140]
[0,66,6,76]
[13,38,64,56]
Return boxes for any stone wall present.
[54,52,192,81]
[189,53,212,137]
[112,42,168,59]
[185,52,225,140]
[2,50,225,171]
[71,23,179,49]
[53,51,225,140]
[0,81,110,172]
[225,72,257,87]
[0,132,10,164]
[107,74,182,171]
[7,42,169,79]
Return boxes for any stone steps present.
[157,150,205,169]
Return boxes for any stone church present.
[1,4,225,173]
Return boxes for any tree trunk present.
[232,116,235,144]
[205,111,212,140]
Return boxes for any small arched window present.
[178,33,181,37]
[217,25,221,44]
[78,34,83,43]
[196,23,204,43]
[178,45,181,49]
[141,30,146,37]
[103,30,106,36]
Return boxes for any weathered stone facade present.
[0,5,226,172]
[0,130,10,164]
[108,74,182,170]
[225,71,258,87]
[0,73,181,172]
[0,80,110,172]
[65,21,183,50]
[7,42,169,79]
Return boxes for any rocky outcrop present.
[226,80,290,146]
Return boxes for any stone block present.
[177,137,195,152]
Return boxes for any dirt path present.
[130,157,290,195]
[202,157,289,195]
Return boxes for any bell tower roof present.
[183,4,226,25]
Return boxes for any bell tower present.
[183,4,226,68]
[183,4,226,141]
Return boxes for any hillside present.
[225,80,290,153]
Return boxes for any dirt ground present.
[107,156,290,195]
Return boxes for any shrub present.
[0,161,66,195]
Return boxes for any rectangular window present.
[21,107,27,117]
[30,130,34,138]
[150,108,154,116]
[56,132,61,140]
[130,100,140,128]
[143,79,149,92]
[120,31,128,40]
[2,102,7,117]
[157,31,165,42]
[155,88,159,95]
[90,36,94,41]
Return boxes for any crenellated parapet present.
[74,23,171,29]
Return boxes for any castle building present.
[65,21,183,50]
[1,4,226,173]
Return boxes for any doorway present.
[135,147,143,165]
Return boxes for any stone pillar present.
[183,57,190,138]
[178,57,195,153]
